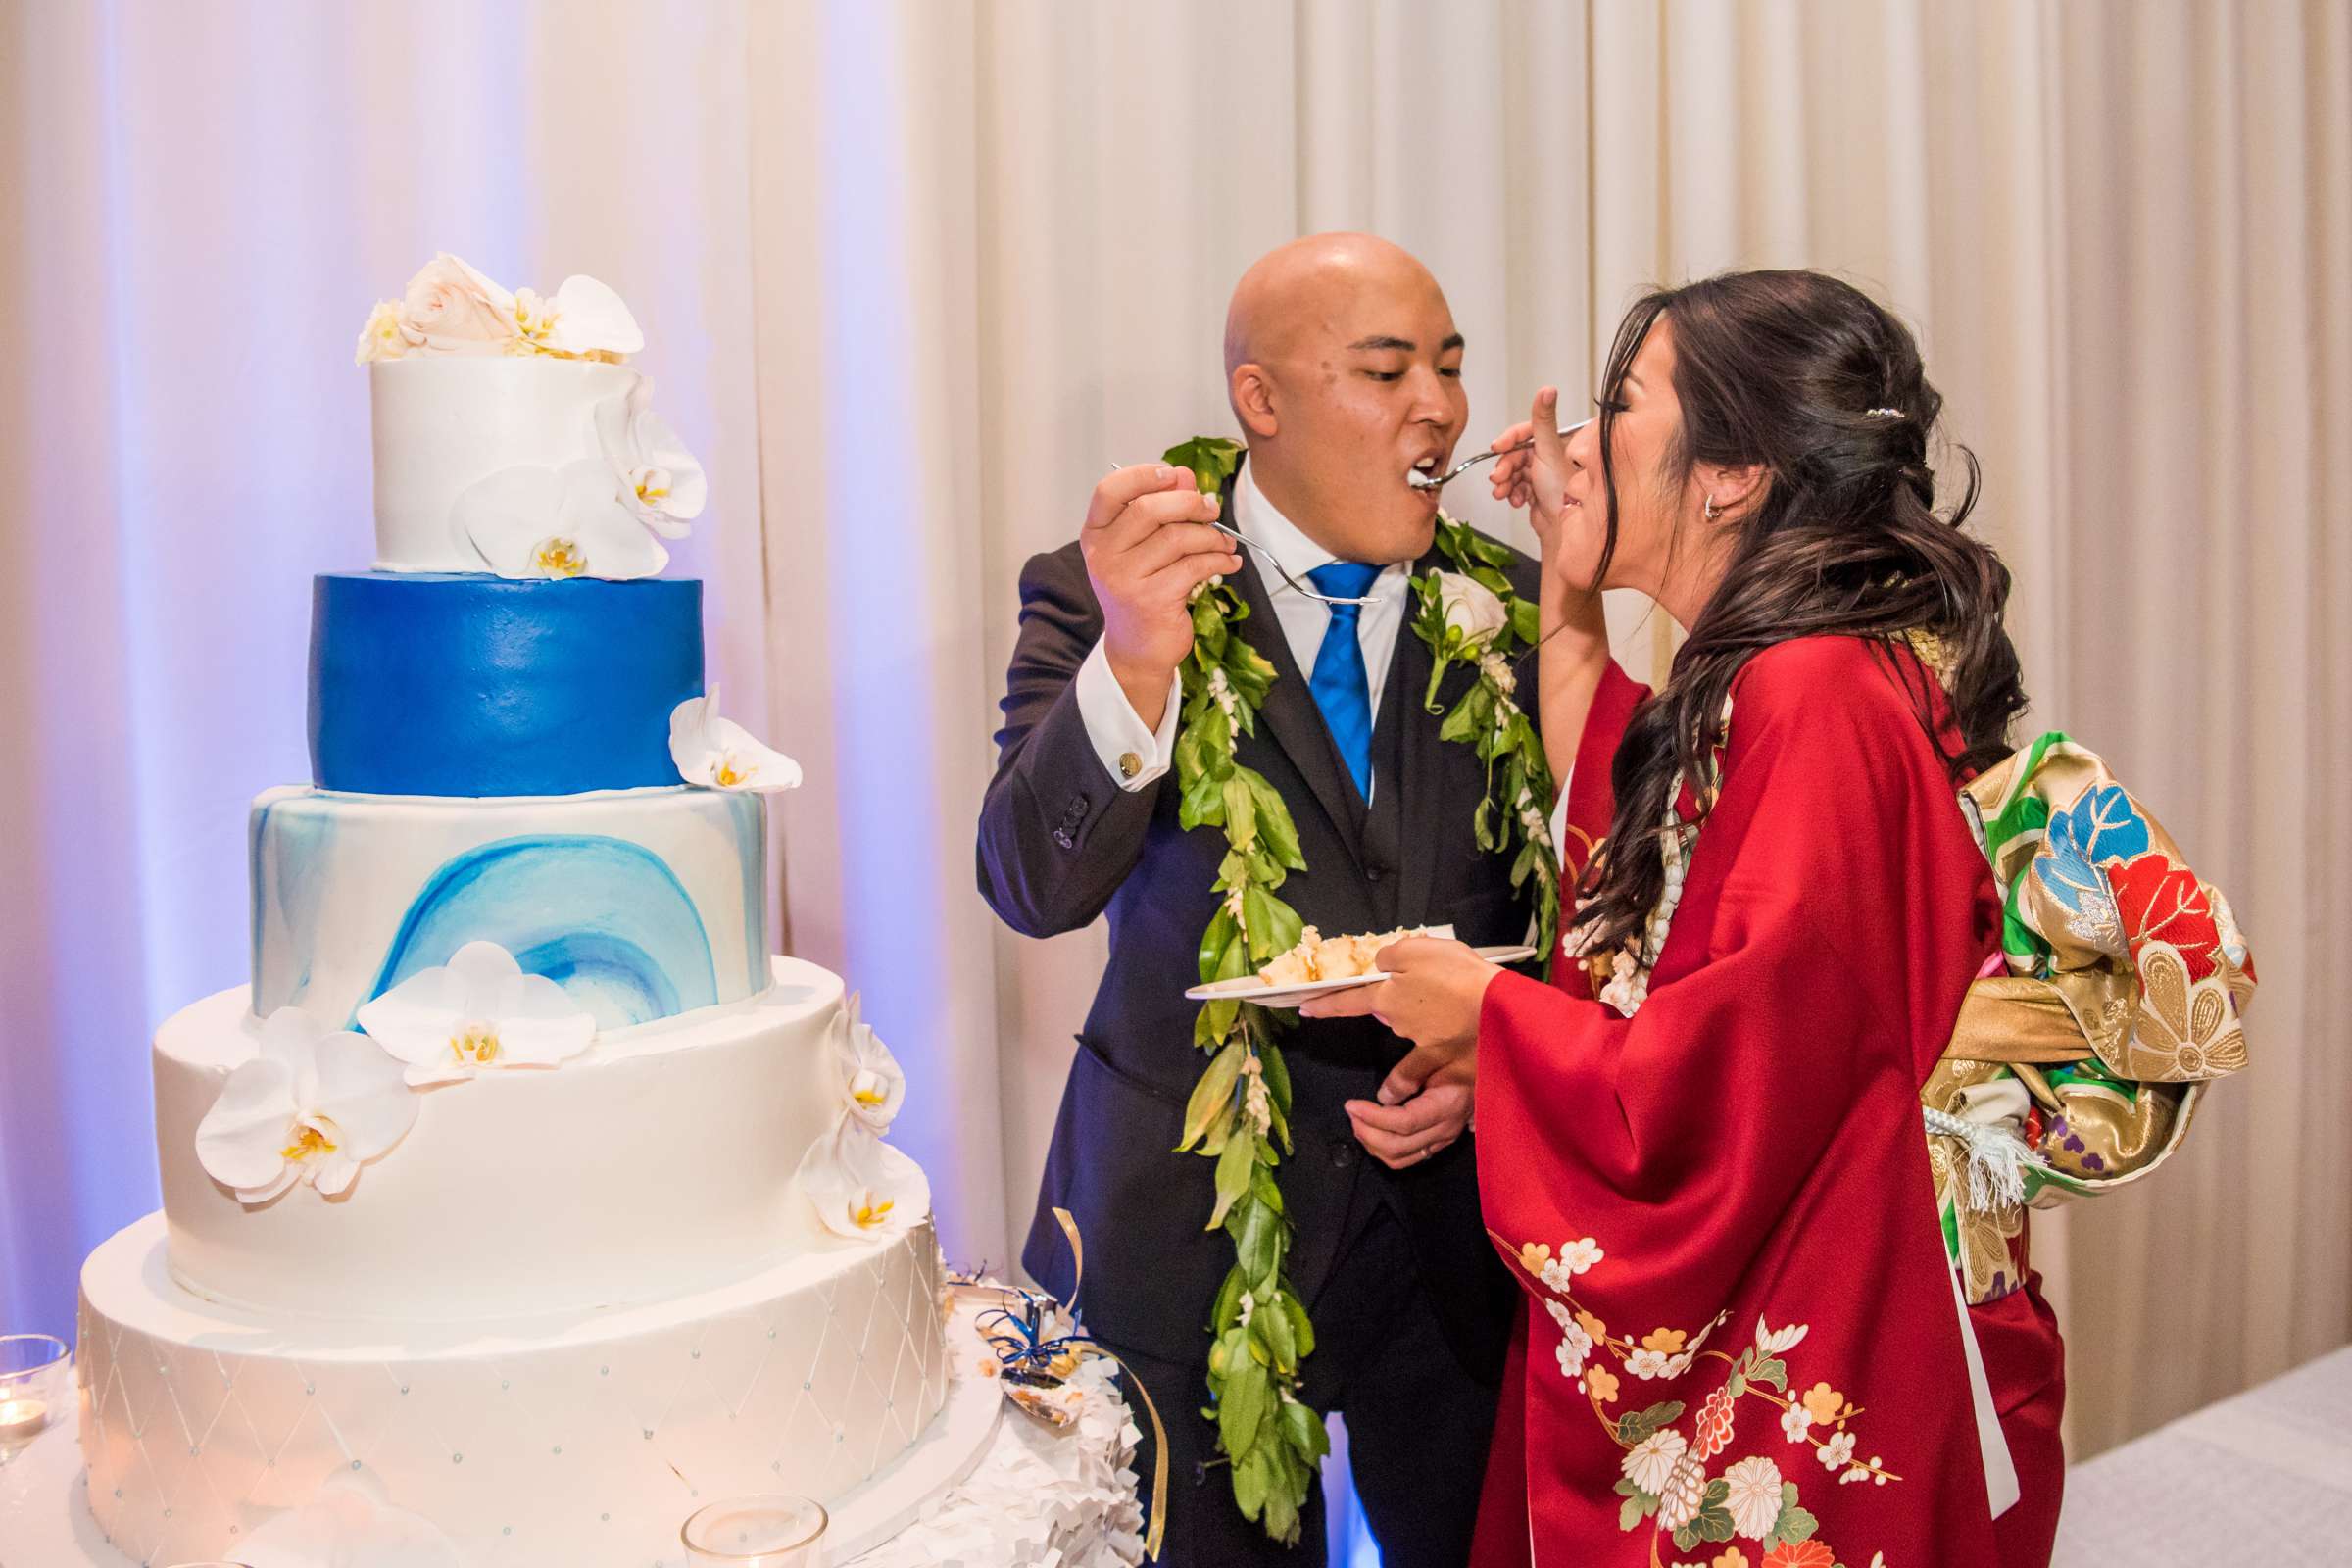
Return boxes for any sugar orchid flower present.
[668,686,804,792]
[828,992,905,1136]
[355,941,598,1088]
[514,272,645,359]
[798,1121,926,1241]
[456,458,669,581]
[194,1007,418,1204]
[595,377,706,536]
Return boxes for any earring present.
[1702,494,1721,522]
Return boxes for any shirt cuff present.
[1074,637,1179,791]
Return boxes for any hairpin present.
[1865,407,1906,420]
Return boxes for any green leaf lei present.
[1159,436,1561,1544]
[1407,514,1565,973]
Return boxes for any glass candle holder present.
[682,1494,828,1566]
[0,1334,70,1452]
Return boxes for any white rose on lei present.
[669,686,804,792]
[827,992,905,1135]
[355,940,597,1087]
[798,1120,926,1240]
[595,377,706,534]
[398,252,518,355]
[456,458,668,580]
[514,272,645,359]
[238,1466,459,1568]
[194,1008,418,1204]
[1435,569,1508,646]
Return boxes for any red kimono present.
[1470,636,2066,1568]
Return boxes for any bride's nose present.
[1564,413,1598,469]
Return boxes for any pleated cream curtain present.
[0,0,2342,1472]
[742,0,2352,1456]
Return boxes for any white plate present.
[1184,943,1541,1006]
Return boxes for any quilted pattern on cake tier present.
[77,1217,948,1568]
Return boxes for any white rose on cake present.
[194,1007,418,1203]
[355,940,597,1087]
[669,687,804,792]
[798,1120,926,1241]
[397,252,519,355]
[354,253,650,364]
[354,299,409,365]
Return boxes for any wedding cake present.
[74,256,949,1567]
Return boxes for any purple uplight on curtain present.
[0,0,539,1339]
[809,0,972,1249]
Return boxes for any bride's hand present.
[1298,936,1498,1102]
[1495,385,1608,620]
[1486,386,1576,558]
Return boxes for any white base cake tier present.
[6,1303,1152,1568]
[157,957,847,1323]
[250,784,770,1034]
[76,1208,953,1567]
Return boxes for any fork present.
[1200,516,1380,607]
[1108,464,1379,607]
[1406,417,1592,493]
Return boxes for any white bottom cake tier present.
[76,1209,952,1567]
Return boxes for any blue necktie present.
[1304,563,1383,800]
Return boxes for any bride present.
[1305,270,2070,1566]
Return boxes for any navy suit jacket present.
[977,473,1533,1374]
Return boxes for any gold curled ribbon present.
[1047,1205,1168,1561]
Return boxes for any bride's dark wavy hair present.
[1571,269,2029,962]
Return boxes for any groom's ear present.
[1231,362,1280,440]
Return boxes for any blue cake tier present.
[310,572,703,797]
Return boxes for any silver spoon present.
[1407,417,1592,493]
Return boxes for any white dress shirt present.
[1076,463,1411,792]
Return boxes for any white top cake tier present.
[369,357,642,572]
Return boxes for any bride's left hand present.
[1299,936,1501,1103]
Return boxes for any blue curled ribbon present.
[963,1207,1167,1559]
[976,1293,1098,1387]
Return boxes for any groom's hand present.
[1345,1079,1472,1169]
[1083,465,1243,728]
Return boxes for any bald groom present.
[978,235,1533,1565]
